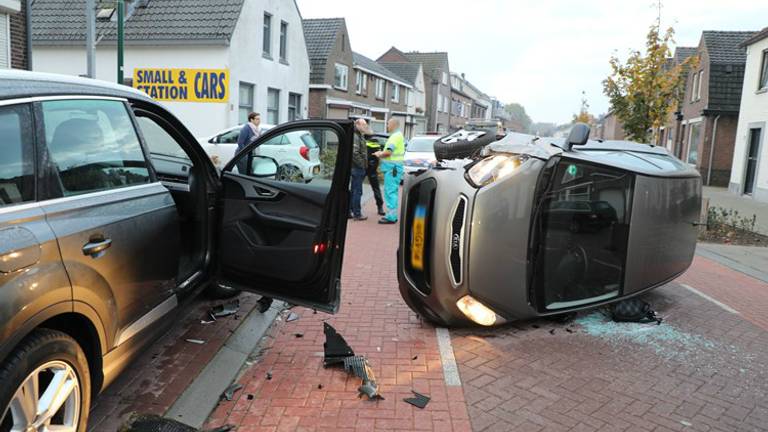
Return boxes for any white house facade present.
[31,0,309,137]
[729,29,768,201]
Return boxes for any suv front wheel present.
[0,329,91,432]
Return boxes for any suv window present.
[41,99,150,196]
[138,116,189,160]
[0,104,35,206]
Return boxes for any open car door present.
[215,120,353,313]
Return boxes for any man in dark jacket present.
[365,132,385,216]
[235,112,263,173]
[349,119,370,220]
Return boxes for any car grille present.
[449,196,467,286]
[403,178,437,296]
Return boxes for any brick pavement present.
[88,292,260,431]
[204,199,470,432]
[452,274,768,432]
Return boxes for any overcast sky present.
[296,0,767,125]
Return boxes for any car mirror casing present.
[563,123,590,151]
[250,155,279,178]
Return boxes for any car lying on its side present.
[0,71,354,431]
[200,125,322,182]
[397,124,702,326]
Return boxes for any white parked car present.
[404,135,439,174]
[200,125,322,182]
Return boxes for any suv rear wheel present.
[0,329,91,432]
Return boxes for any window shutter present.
[0,14,9,69]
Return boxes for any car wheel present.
[204,283,242,300]
[0,329,91,432]
[277,165,304,183]
[433,130,497,161]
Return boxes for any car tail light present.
[300,145,310,161]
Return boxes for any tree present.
[504,102,532,133]
[572,91,596,126]
[602,23,697,143]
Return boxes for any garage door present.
[0,13,9,69]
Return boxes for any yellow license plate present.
[411,206,426,270]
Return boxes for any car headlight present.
[456,295,497,326]
[465,154,526,187]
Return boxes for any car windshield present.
[407,137,436,153]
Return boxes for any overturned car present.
[397,125,702,326]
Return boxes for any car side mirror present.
[563,123,590,151]
[250,155,279,178]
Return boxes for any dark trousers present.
[366,147,383,208]
[349,167,365,217]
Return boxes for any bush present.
[706,206,757,232]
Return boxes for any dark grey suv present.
[0,71,354,431]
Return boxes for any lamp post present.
[117,0,125,84]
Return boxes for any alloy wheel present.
[2,360,80,432]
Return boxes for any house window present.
[442,71,448,85]
[355,70,363,94]
[362,73,368,95]
[334,63,348,90]
[279,21,288,61]
[391,84,400,103]
[696,70,703,100]
[0,14,9,69]
[375,78,385,100]
[263,13,272,57]
[288,93,301,121]
[759,50,768,91]
[267,88,280,124]
[687,121,702,165]
[690,71,699,102]
[238,82,255,124]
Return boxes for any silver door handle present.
[83,238,112,257]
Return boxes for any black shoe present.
[256,297,273,313]
[353,215,368,221]
[377,206,385,216]
[378,218,396,224]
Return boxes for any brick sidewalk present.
[452,275,768,431]
[88,293,261,431]
[205,199,470,431]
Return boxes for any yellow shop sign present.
[133,68,229,103]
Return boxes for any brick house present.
[1,0,30,69]
[655,47,697,153]
[678,31,757,186]
[378,61,427,137]
[303,18,411,134]
[728,27,768,201]
[378,47,452,133]
[596,111,627,141]
[449,73,473,131]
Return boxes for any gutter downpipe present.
[24,0,32,70]
[707,114,721,186]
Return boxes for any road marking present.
[435,327,462,386]
[680,284,740,315]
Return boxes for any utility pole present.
[85,0,95,78]
[117,0,125,84]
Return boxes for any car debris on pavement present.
[221,383,243,401]
[185,339,205,345]
[403,391,431,409]
[208,299,240,320]
[323,322,383,400]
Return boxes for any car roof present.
[0,70,155,103]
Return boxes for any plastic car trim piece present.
[116,294,179,346]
